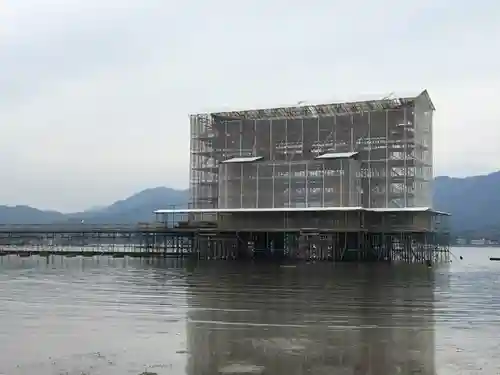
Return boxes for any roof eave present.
[418,89,436,111]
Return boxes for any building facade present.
[189,90,433,211]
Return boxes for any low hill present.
[0,187,189,225]
[0,205,65,225]
[65,187,189,224]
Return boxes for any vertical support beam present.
[301,117,304,151]
[239,119,243,156]
[224,118,228,154]
[385,109,389,207]
[404,107,408,206]
[368,111,371,207]
[333,113,337,150]
[253,119,257,155]
[424,231,428,261]
[302,117,306,207]
[288,156,292,208]
[225,164,228,208]
[317,116,320,143]
[340,159,343,206]
[350,114,354,150]
[272,163,275,209]
[305,163,309,207]
[270,119,275,209]
[211,118,217,209]
[269,119,273,160]
[256,163,259,208]
[240,163,243,209]
[190,116,195,207]
[321,163,325,207]
[286,118,291,208]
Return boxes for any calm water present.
[1,247,500,375]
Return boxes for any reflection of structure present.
[185,264,436,375]
[155,91,450,262]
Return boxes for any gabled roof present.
[416,89,435,111]
[191,89,435,120]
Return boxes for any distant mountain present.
[84,205,107,213]
[65,187,189,224]
[433,171,500,239]
[0,187,189,225]
[0,205,65,225]
[2,172,500,240]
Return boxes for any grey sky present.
[1,0,499,212]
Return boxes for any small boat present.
[489,257,500,261]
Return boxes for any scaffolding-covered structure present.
[190,90,433,211]
[155,90,449,263]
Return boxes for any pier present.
[0,223,196,258]
[0,215,450,263]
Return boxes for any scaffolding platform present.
[152,207,450,263]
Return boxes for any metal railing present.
[0,223,170,233]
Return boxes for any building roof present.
[155,207,363,214]
[315,152,359,160]
[192,90,434,120]
[368,207,449,215]
[153,207,450,215]
[221,156,263,164]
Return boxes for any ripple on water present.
[0,250,499,374]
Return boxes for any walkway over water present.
[0,223,450,263]
[0,223,190,234]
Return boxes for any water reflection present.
[0,256,190,375]
[11,251,500,374]
[185,262,436,374]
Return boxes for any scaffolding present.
[189,90,434,211]
[169,89,448,263]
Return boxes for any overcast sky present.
[1,0,499,212]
